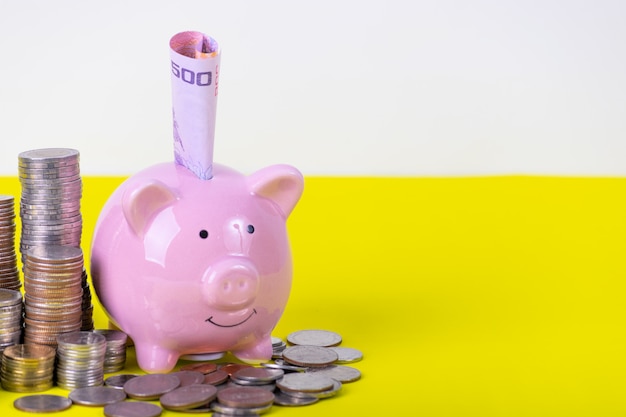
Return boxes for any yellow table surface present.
[0,175,625,416]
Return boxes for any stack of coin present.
[80,269,94,331]
[56,331,107,390]
[0,344,56,392]
[272,336,287,358]
[0,288,23,353]
[0,195,20,290]
[17,148,82,263]
[22,245,84,347]
[93,329,128,373]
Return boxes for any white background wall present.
[0,0,625,176]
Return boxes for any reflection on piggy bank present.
[90,162,304,373]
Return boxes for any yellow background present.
[1,175,625,416]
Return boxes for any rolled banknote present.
[170,31,221,180]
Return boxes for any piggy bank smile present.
[206,308,257,328]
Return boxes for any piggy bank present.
[90,162,304,373]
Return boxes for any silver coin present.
[69,386,127,406]
[104,401,163,417]
[18,148,79,162]
[261,362,306,373]
[159,384,218,411]
[232,367,284,383]
[14,395,72,412]
[216,386,275,408]
[26,245,83,263]
[210,401,272,417]
[287,329,342,347]
[306,364,361,382]
[105,374,139,389]
[211,401,273,415]
[282,345,338,367]
[273,390,319,406]
[169,370,206,386]
[276,372,335,393]
[123,373,181,400]
[284,379,343,399]
[328,346,363,363]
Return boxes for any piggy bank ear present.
[248,164,304,218]
[122,179,178,237]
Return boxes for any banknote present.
[170,31,221,180]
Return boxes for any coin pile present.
[0,288,23,353]
[22,245,84,346]
[18,148,83,261]
[55,331,107,390]
[1,344,56,392]
[0,195,20,290]
[94,329,128,373]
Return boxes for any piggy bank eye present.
[199,229,209,239]
[247,225,255,234]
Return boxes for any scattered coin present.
[169,370,205,386]
[216,386,275,408]
[282,345,339,367]
[105,374,139,390]
[287,329,342,347]
[14,394,72,412]
[203,369,229,386]
[104,401,163,417]
[211,400,273,415]
[306,364,362,382]
[123,374,181,400]
[273,390,319,406]
[328,346,363,363]
[218,362,253,376]
[261,361,306,373]
[277,372,336,393]
[180,361,218,374]
[159,383,218,411]
[68,386,127,406]
[231,367,284,384]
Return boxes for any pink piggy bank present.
[90,162,304,373]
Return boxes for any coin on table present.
[14,395,72,412]
[282,345,339,367]
[216,386,275,408]
[123,374,180,400]
[159,383,218,411]
[203,369,229,386]
[218,362,253,376]
[211,401,273,415]
[69,386,127,406]
[105,374,139,390]
[276,372,336,393]
[261,362,306,373]
[232,367,284,384]
[287,329,342,347]
[104,401,163,417]
[273,390,319,406]
[169,371,205,386]
[306,364,362,382]
[328,346,363,363]
[180,362,218,374]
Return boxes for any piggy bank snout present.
[202,258,260,310]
